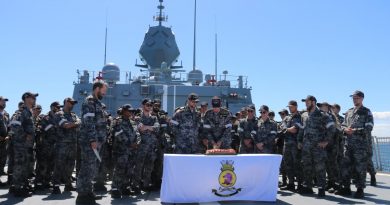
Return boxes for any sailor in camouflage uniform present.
[51,98,80,194]
[280,100,302,191]
[132,98,160,192]
[237,105,257,154]
[170,93,201,154]
[332,103,345,186]
[336,91,374,198]
[317,102,340,193]
[94,104,112,192]
[110,104,139,198]
[9,92,38,197]
[254,105,277,154]
[202,96,232,149]
[35,101,61,189]
[151,99,170,190]
[76,80,108,204]
[0,96,9,179]
[198,101,209,153]
[298,95,334,197]
[6,101,24,188]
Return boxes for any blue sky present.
[1,0,389,136]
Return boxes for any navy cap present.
[153,99,161,105]
[50,101,63,108]
[200,101,208,106]
[122,104,135,112]
[22,92,38,101]
[0,96,8,102]
[350,90,364,98]
[188,93,199,102]
[64,97,78,105]
[142,98,152,105]
[278,109,289,115]
[247,104,256,111]
[333,104,341,110]
[287,100,297,107]
[317,102,331,108]
[259,105,269,112]
[301,95,317,102]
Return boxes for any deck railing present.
[373,136,390,173]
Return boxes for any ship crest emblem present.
[212,160,242,197]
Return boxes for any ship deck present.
[1,173,389,205]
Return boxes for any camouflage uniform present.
[6,110,22,184]
[35,111,57,187]
[111,116,138,193]
[340,106,374,189]
[151,109,170,188]
[254,118,277,154]
[335,114,345,174]
[231,117,241,152]
[171,106,201,154]
[325,113,341,189]
[132,111,159,188]
[198,111,208,153]
[281,112,302,187]
[0,110,9,174]
[366,133,376,176]
[237,117,258,153]
[298,108,334,190]
[52,110,80,188]
[202,108,232,149]
[94,111,112,190]
[9,106,35,191]
[77,95,107,194]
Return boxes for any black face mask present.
[153,107,160,113]
[211,99,221,108]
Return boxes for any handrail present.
[373,136,390,173]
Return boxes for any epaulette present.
[219,108,230,116]
[85,95,95,103]
[174,106,185,113]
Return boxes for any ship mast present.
[192,0,197,71]
[155,0,166,26]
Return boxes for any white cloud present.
[372,124,390,138]
[373,112,390,120]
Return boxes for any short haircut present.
[93,80,107,91]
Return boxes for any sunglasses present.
[260,111,267,114]
[247,110,254,113]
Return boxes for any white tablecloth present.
[160,154,282,203]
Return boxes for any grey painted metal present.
[1,174,390,204]
[72,0,253,116]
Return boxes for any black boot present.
[354,188,364,199]
[131,186,141,195]
[328,184,339,193]
[7,174,13,185]
[121,188,131,196]
[13,187,31,198]
[325,181,335,191]
[335,186,352,196]
[64,184,76,192]
[91,192,102,200]
[318,188,325,197]
[280,183,295,191]
[93,183,107,192]
[52,186,61,194]
[76,193,96,204]
[370,174,377,186]
[298,186,314,195]
[111,189,121,199]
